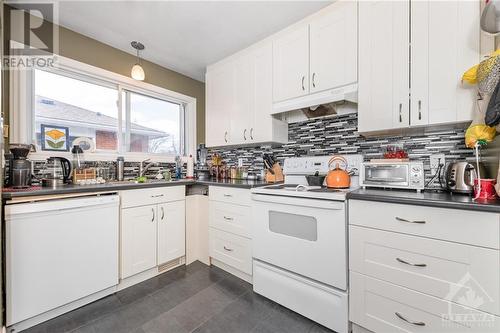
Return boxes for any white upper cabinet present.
[273,25,310,102]
[411,0,479,126]
[251,43,288,143]
[205,63,233,147]
[309,1,357,94]
[206,42,287,147]
[251,44,272,143]
[358,0,410,133]
[231,55,253,144]
[358,0,480,133]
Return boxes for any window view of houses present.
[34,69,182,154]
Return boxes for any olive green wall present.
[3,5,205,144]
[57,26,206,144]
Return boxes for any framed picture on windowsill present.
[41,124,70,151]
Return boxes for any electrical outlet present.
[430,154,445,175]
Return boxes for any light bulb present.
[131,63,145,81]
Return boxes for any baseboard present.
[118,256,185,291]
[351,323,373,333]
[211,258,253,284]
[8,286,117,332]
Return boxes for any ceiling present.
[50,1,331,82]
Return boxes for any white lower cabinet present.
[350,272,500,333]
[209,228,252,274]
[349,200,500,332]
[120,186,186,280]
[208,186,252,280]
[158,200,186,265]
[121,205,158,279]
[350,225,500,316]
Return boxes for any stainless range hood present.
[271,83,357,115]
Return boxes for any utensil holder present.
[73,168,96,183]
[265,163,284,183]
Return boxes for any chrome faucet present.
[139,158,155,177]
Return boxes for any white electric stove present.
[251,155,363,333]
[251,154,363,201]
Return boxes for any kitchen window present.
[123,91,184,155]
[10,54,196,162]
[34,69,120,152]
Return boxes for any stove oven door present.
[252,194,347,290]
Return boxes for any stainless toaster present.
[445,161,485,194]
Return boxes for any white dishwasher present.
[5,194,120,326]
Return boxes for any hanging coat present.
[485,79,500,126]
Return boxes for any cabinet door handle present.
[418,100,422,120]
[223,216,234,221]
[395,312,426,326]
[151,208,155,222]
[243,129,247,141]
[399,103,403,123]
[161,206,165,220]
[224,131,228,143]
[312,73,316,88]
[301,76,305,91]
[395,216,426,224]
[250,128,254,140]
[223,246,234,252]
[396,257,427,267]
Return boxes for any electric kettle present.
[326,156,351,188]
[41,157,73,187]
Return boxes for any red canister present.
[474,179,498,200]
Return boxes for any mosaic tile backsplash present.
[27,113,479,190]
[30,160,181,185]
[208,113,478,189]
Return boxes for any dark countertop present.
[347,188,500,213]
[194,178,270,189]
[2,178,270,199]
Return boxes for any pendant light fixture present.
[130,41,145,81]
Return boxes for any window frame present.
[33,67,122,154]
[10,50,197,163]
[122,89,185,155]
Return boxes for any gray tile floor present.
[24,261,334,333]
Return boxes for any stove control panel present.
[283,155,363,175]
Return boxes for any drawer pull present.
[395,312,426,326]
[223,246,234,252]
[223,216,234,221]
[395,217,426,224]
[151,194,164,198]
[223,194,233,198]
[396,257,427,267]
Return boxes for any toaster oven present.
[360,161,425,191]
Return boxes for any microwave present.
[360,161,425,191]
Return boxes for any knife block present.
[265,163,284,183]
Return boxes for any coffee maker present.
[195,144,210,180]
[7,144,32,188]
